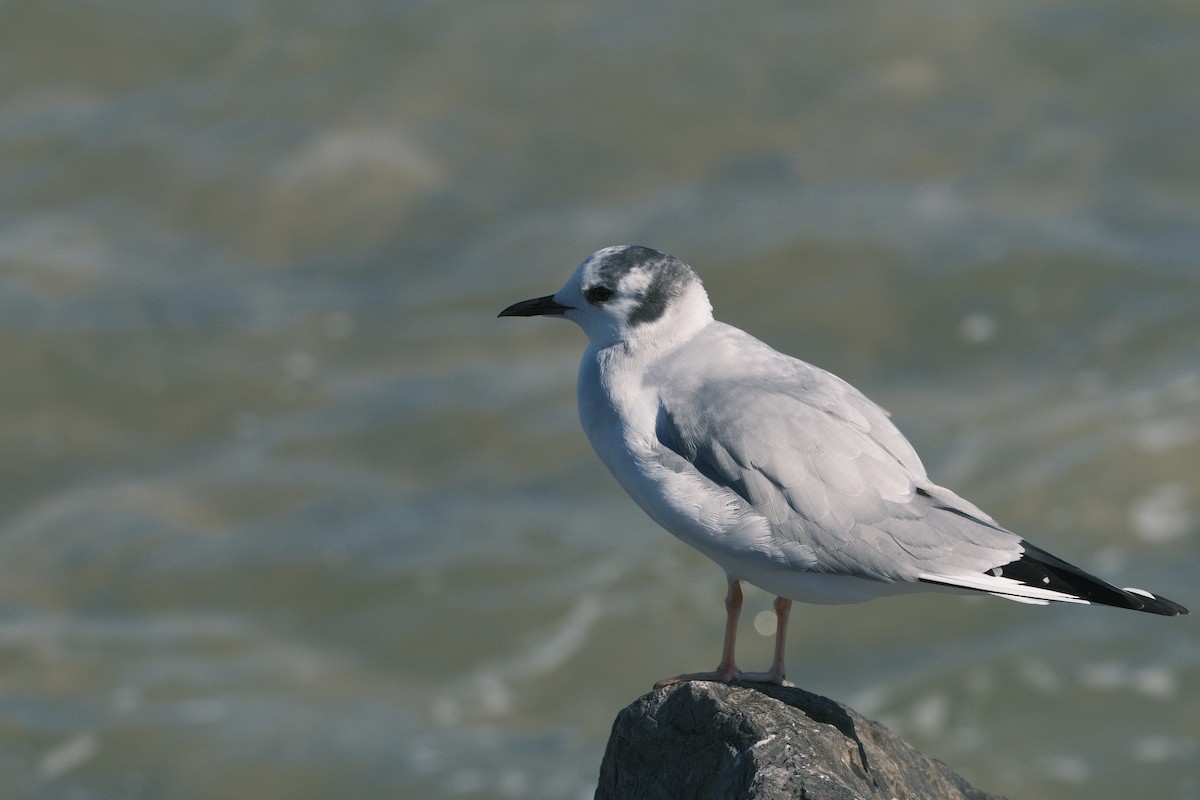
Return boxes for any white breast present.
[577,344,771,555]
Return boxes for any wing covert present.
[648,325,1023,582]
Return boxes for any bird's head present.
[499,245,713,349]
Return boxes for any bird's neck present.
[604,285,715,363]
[581,298,714,448]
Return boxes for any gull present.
[499,245,1188,687]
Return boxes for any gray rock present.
[595,681,1007,800]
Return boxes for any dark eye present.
[585,286,614,304]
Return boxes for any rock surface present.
[595,681,1006,800]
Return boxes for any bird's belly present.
[717,555,932,605]
[614,452,750,548]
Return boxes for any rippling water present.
[2,2,1197,798]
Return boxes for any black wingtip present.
[1121,588,1189,617]
[1000,542,1188,616]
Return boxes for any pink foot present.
[653,664,740,689]
[733,668,791,686]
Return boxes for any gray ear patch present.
[593,246,696,326]
[629,253,694,325]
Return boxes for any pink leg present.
[654,579,744,688]
[737,595,792,685]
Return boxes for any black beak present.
[498,295,573,318]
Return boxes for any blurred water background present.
[2,1,1198,798]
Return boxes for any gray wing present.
[649,324,1024,585]
[650,324,1188,613]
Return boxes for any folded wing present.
[649,325,1186,615]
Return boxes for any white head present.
[499,245,714,350]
